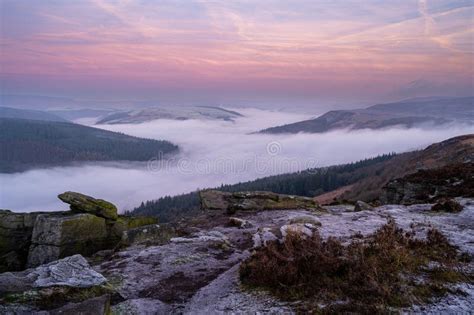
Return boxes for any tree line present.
[130,153,396,221]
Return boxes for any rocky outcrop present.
[27,213,109,267]
[0,192,158,271]
[381,163,474,205]
[354,200,374,212]
[200,190,321,214]
[58,191,118,220]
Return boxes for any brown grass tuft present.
[240,220,472,312]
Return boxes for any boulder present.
[252,228,278,248]
[431,199,464,213]
[27,213,109,267]
[228,217,252,229]
[34,254,107,288]
[200,190,322,214]
[58,191,118,220]
[0,255,106,294]
[289,215,321,226]
[280,223,317,239]
[354,200,374,212]
[199,190,230,211]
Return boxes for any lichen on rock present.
[58,191,118,220]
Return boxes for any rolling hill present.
[259,96,474,134]
[0,107,68,122]
[97,106,243,124]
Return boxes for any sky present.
[1,0,473,107]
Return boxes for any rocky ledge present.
[200,190,323,214]
[0,192,156,272]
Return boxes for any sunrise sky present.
[1,0,473,107]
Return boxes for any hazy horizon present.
[1,0,473,109]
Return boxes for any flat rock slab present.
[184,264,293,314]
[33,254,107,288]
[0,254,106,294]
[200,190,321,214]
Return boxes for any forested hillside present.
[0,118,178,172]
[131,153,396,221]
[259,96,474,134]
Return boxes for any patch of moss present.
[125,216,158,229]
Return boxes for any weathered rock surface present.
[111,298,169,314]
[50,295,110,315]
[33,255,107,288]
[280,223,317,239]
[183,264,293,314]
[200,190,321,214]
[58,191,118,220]
[0,255,110,314]
[97,197,474,313]
[354,200,374,212]
[252,228,278,248]
[121,224,174,246]
[28,214,109,267]
[228,217,252,228]
[0,255,106,294]
[0,210,47,272]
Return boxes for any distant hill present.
[131,134,473,221]
[47,109,115,121]
[0,118,178,173]
[97,106,243,124]
[259,96,474,134]
[0,107,68,122]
